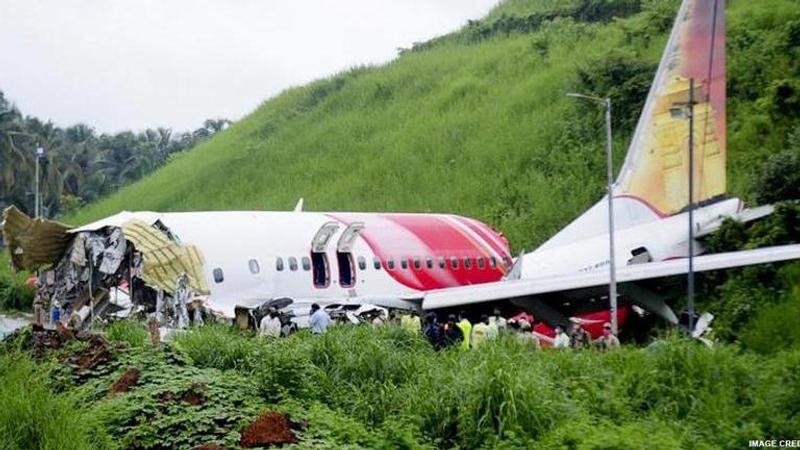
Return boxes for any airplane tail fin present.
[535,0,727,253]
[614,0,726,216]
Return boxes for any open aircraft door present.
[336,222,364,288]
[310,221,340,288]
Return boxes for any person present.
[443,314,464,348]
[488,308,507,335]
[401,311,421,334]
[569,321,592,349]
[471,315,492,347]
[596,322,620,350]
[259,308,281,338]
[516,319,540,350]
[309,303,332,334]
[456,311,472,350]
[553,325,570,349]
[423,312,444,350]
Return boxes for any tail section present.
[614,0,726,215]
[536,0,727,253]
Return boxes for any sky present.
[0,0,499,133]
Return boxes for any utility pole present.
[35,146,44,218]
[687,78,696,333]
[567,93,618,334]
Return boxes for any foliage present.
[6,325,800,449]
[104,320,149,349]
[699,202,800,343]
[0,270,34,311]
[0,352,115,450]
[0,89,230,219]
[172,323,261,371]
[754,127,800,204]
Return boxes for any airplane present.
[3,0,800,342]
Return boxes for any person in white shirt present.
[259,309,281,338]
[488,308,507,334]
[553,325,570,349]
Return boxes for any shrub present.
[0,353,114,450]
[171,323,259,370]
[105,320,148,348]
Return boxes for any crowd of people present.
[256,303,621,351]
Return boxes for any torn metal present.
[2,206,210,330]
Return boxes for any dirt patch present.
[240,411,298,448]
[110,368,141,395]
[65,334,112,370]
[192,445,227,450]
[182,382,207,406]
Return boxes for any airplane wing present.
[421,244,800,310]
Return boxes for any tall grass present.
[0,353,114,450]
[163,324,800,448]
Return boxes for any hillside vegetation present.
[65,0,800,252]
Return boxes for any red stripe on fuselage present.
[328,213,511,291]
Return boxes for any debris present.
[182,382,207,406]
[64,333,112,370]
[110,368,141,395]
[239,412,298,448]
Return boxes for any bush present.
[0,353,114,450]
[0,277,34,312]
[171,323,259,370]
[104,320,149,348]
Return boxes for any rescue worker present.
[443,314,464,348]
[309,303,332,334]
[596,322,620,350]
[553,325,570,349]
[401,311,421,334]
[488,308,507,335]
[259,308,281,338]
[456,311,472,350]
[423,312,444,350]
[516,319,540,350]
[569,321,592,349]
[471,315,492,347]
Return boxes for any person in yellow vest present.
[400,311,421,334]
[471,315,492,347]
[456,311,472,350]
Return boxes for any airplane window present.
[387,259,395,270]
[302,257,311,271]
[288,257,298,271]
[276,258,284,271]
[450,257,459,270]
[373,256,381,270]
[464,257,472,270]
[438,257,446,269]
[413,257,421,270]
[426,258,433,269]
[401,259,408,270]
[213,268,224,283]
[248,259,260,274]
[358,256,367,271]
[490,256,497,268]
[477,257,486,269]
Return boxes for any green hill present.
[66,0,800,252]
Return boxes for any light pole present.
[35,145,45,218]
[567,92,618,334]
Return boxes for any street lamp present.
[567,92,618,334]
[35,145,45,218]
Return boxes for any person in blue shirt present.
[308,303,332,334]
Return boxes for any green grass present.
[4,325,800,449]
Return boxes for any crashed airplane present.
[3,0,800,341]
